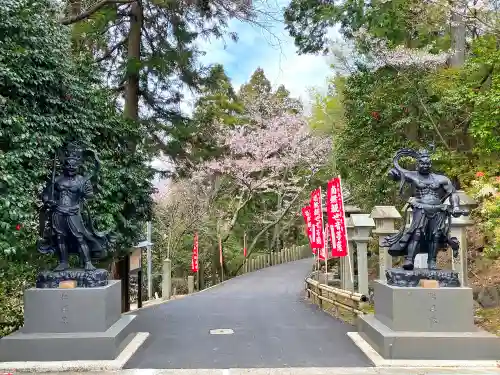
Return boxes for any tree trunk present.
[116,0,142,311]
[450,3,466,68]
[124,1,143,142]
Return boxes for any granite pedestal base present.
[357,280,500,360]
[0,280,137,362]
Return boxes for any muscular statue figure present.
[37,142,113,272]
[382,147,468,270]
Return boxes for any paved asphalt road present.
[124,258,372,369]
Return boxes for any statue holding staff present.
[37,141,113,274]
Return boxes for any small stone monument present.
[354,146,500,361]
[0,142,139,362]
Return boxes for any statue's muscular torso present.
[406,172,451,205]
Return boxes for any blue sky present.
[181,0,336,113]
[153,1,336,179]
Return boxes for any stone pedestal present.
[357,280,500,360]
[0,280,136,362]
[385,268,460,287]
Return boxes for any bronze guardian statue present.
[37,142,113,273]
[383,146,468,270]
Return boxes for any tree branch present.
[233,180,308,275]
[95,39,126,63]
[60,0,136,25]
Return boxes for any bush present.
[0,0,156,336]
[468,174,500,259]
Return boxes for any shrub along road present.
[124,258,371,369]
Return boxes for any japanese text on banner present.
[309,188,324,249]
[301,205,316,254]
[326,178,348,257]
[191,233,199,272]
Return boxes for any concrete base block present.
[23,280,122,333]
[358,314,500,360]
[0,332,150,372]
[0,315,136,362]
[357,280,500,361]
[0,280,138,363]
[373,280,474,332]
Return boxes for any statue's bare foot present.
[84,262,96,271]
[402,260,414,270]
[54,262,69,272]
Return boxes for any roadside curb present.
[0,332,149,373]
[347,331,500,369]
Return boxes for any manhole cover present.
[209,328,234,335]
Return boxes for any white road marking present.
[209,329,234,335]
[222,369,230,375]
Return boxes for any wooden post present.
[119,256,130,313]
[318,283,323,309]
[137,269,143,308]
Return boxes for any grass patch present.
[475,307,500,336]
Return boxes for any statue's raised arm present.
[388,148,419,195]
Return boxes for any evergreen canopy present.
[0,0,156,258]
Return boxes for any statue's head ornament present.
[417,143,435,161]
[61,141,83,162]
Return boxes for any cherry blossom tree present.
[193,91,332,259]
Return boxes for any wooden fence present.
[305,277,368,323]
[242,245,311,273]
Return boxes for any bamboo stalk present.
[306,278,367,302]
[318,295,363,315]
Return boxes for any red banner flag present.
[191,232,199,273]
[326,177,348,257]
[243,233,247,258]
[301,205,316,254]
[310,187,324,249]
[318,227,328,261]
[219,237,223,266]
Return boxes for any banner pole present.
[338,175,355,291]
[244,232,247,273]
[219,235,224,282]
[324,226,328,284]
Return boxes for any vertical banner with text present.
[191,232,199,273]
[301,205,316,254]
[310,187,324,251]
[219,237,223,266]
[326,177,348,257]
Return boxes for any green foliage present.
[310,34,499,211]
[284,0,450,54]
[467,175,500,259]
[68,0,255,169]
[0,0,155,257]
[0,0,156,335]
[427,35,500,155]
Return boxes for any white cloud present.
[194,1,337,109]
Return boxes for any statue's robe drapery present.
[37,175,111,259]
